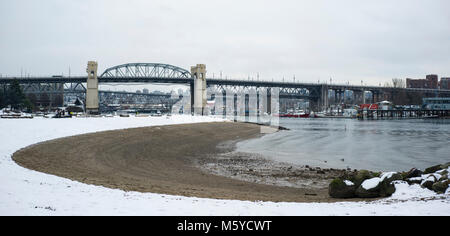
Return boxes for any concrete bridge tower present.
[191,64,207,115]
[85,61,99,114]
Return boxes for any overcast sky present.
[1,0,450,88]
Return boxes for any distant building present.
[440,78,450,90]
[423,97,450,110]
[426,74,439,89]
[406,74,439,89]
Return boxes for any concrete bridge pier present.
[309,85,328,112]
[333,90,338,105]
[85,61,99,115]
[266,88,272,115]
[320,85,329,111]
[371,90,382,103]
[222,90,227,118]
[256,91,260,123]
[353,90,361,105]
[190,64,207,115]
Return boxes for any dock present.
[357,109,449,119]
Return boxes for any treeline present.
[0,80,33,112]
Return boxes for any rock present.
[424,165,442,174]
[355,178,382,198]
[421,175,437,190]
[378,172,401,197]
[406,177,423,185]
[382,172,403,184]
[355,173,399,198]
[432,180,449,194]
[353,170,374,187]
[379,182,396,197]
[437,169,448,176]
[440,162,450,170]
[438,174,448,182]
[328,178,356,198]
[404,168,423,179]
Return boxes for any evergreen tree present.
[7,80,24,110]
[0,87,5,109]
[5,80,33,111]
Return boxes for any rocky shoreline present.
[198,151,359,191]
[329,163,450,199]
[197,149,449,200]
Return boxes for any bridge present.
[1,62,450,113]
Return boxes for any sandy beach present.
[12,122,353,203]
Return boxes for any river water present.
[237,118,450,172]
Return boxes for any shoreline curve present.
[13,122,344,203]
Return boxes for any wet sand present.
[13,122,354,203]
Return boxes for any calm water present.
[237,118,450,172]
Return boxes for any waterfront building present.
[406,74,439,89]
[423,97,450,110]
[440,78,449,90]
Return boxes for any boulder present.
[421,175,437,190]
[379,181,396,197]
[382,172,403,184]
[353,170,374,187]
[355,173,400,198]
[404,168,423,179]
[438,174,448,182]
[378,172,401,197]
[432,180,449,194]
[329,178,356,198]
[406,177,423,185]
[424,165,442,174]
[440,162,450,170]
[355,177,382,198]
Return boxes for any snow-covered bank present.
[0,116,449,215]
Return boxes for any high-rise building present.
[426,74,438,89]
[441,78,450,90]
[406,74,439,89]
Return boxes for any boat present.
[312,111,327,118]
[279,111,310,118]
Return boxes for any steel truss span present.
[100,63,192,80]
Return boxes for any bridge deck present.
[1,76,450,95]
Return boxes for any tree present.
[7,80,26,110]
[5,80,33,111]
[0,87,5,109]
[392,78,406,88]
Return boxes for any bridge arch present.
[100,63,192,79]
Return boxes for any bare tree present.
[392,78,406,88]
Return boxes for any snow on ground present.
[0,116,449,216]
